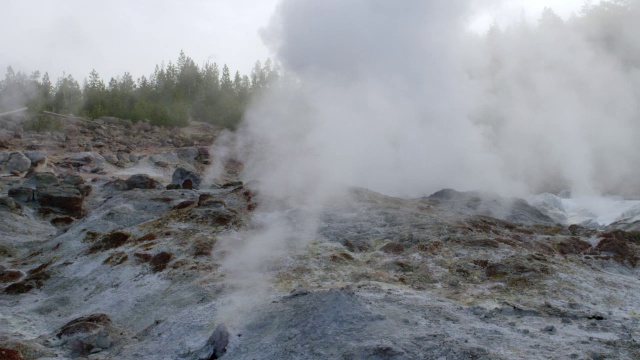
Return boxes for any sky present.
[0,0,587,82]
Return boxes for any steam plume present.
[228,0,640,200]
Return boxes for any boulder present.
[37,184,84,216]
[8,187,35,202]
[172,168,201,190]
[116,151,129,164]
[66,152,105,169]
[24,151,46,166]
[6,152,31,173]
[56,313,114,357]
[60,173,85,186]
[24,172,59,188]
[197,324,229,360]
[125,174,160,190]
[102,153,119,166]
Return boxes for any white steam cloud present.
[225,0,640,202]
[209,0,640,336]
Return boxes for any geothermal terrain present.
[1,116,640,360]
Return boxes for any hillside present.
[0,117,639,359]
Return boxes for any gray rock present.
[25,172,59,189]
[116,152,129,164]
[6,152,31,173]
[125,174,160,190]
[24,151,47,166]
[103,153,119,166]
[198,324,229,360]
[60,174,85,186]
[37,184,84,215]
[8,187,35,202]
[69,152,105,166]
[542,325,557,334]
[172,168,201,190]
[56,313,114,357]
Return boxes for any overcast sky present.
[1,0,587,82]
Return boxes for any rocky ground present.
[1,115,640,359]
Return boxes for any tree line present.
[0,51,279,129]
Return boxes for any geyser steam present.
[229,0,640,201]
[209,0,640,340]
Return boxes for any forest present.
[0,51,278,129]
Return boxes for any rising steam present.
[208,0,640,338]
[220,0,640,202]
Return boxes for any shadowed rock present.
[172,167,201,190]
[56,313,114,357]
[125,174,160,190]
[37,184,84,216]
[198,324,230,360]
[57,314,112,338]
[8,187,35,202]
[24,172,58,188]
